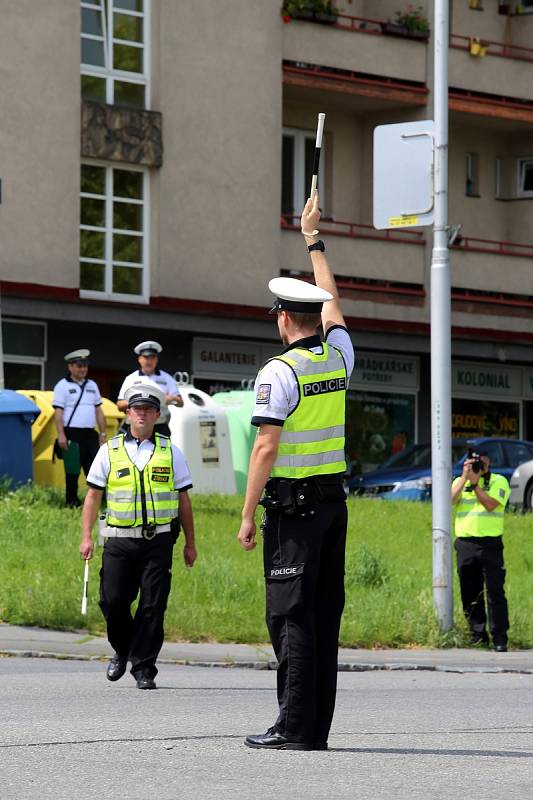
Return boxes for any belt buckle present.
[142,524,157,540]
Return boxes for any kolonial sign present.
[452,362,522,397]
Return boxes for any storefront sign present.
[193,338,261,378]
[350,351,419,391]
[452,398,520,439]
[452,362,522,397]
[524,369,533,399]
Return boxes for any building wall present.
[0,0,80,289]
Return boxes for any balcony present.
[282,13,428,88]
[449,34,533,107]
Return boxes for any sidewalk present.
[1,623,531,673]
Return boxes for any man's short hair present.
[284,310,322,330]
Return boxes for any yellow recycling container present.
[17,390,124,489]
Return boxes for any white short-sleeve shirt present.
[251,326,355,427]
[53,377,102,428]
[87,435,193,492]
[117,369,180,423]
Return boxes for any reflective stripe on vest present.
[106,433,179,527]
[270,344,347,479]
[454,474,509,538]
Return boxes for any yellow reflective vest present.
[453,472,510,538]
[106,434,179,527]
[270,343,347,479]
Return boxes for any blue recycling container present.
[0,390,40,486]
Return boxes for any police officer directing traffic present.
[117,341,183,437]
[237,192,355,750]
[80,382,196,689]
[451,449,511,652]
[53,349,107,507]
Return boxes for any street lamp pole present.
[431,0,453,631]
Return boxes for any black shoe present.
[494,643,508,652]
[470,633,489,646]
[106,654,127,682]
[244,727,311,750]
[136,671,157,690]
[314,741,328,751]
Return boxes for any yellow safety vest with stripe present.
[453,472,510,538]
[106,434,179,527]
[270,343,347,479]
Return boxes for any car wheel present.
[524,480,533,512]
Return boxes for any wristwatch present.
[308,240,325,253]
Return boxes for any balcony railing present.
[450,33,533,63]
[451,236,533,258]
[281,215,425,245]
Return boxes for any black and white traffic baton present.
[81,559,89,616]
[310,112,325,197]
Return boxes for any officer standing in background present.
[237,192,355,751]
[79,383,196,689]
[53,349,107,507]
[117,341,183,437]
[451,449,511,652]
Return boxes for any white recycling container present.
[168,383,236,494]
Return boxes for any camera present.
[467,448,483,474]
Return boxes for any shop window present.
[517,158,533,198]
[81,0,148,109]
[1,319,46,389]
[80,162,149,302]
[345,391,416,474]
[452,398,520,445]
[465,152,480,197]
[282,128,325,217]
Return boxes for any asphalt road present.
[1,657,532,800]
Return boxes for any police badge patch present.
[256,384,271,404]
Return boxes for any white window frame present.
[81,0,151,108]
[2,319,47,390]
[80,161,150,304]
[516,157,533,198]
[282,127,326,217]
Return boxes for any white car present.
[509,458,533,510]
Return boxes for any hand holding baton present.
[81,559,89,615]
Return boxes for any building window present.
[80,162,149,302]
[465,152,480,197]
[282,128,325,217]
[2,319,47,390]
[517,158,533,197]
[81,0,149,109]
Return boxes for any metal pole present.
[431,0,453,631]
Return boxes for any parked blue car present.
[347,437,533,501]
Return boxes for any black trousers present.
[99,532,175,678]
[63,426,99,506]
[455,536,509,645]
[263,498,347,746]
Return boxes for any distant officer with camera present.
[451,449,510,652]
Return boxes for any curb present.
[1,649,531,675]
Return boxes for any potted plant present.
[397,5,430,40]
[281,0,339,25]
[469,37,488,56]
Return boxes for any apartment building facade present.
[1,0,533,470]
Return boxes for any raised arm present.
[301,192,345,334]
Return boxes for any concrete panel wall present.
[449,49,533,103]
[154,0,282,307]
[0,1,80,288]
[280,230,426,285]
[451,250,533,295]
[283,20,427,84]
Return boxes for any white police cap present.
[64,349,90,363]
[268,277,333,314]
[134,340,162,356]
[125,382,165,410]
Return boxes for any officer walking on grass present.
[79,383,196,689]
[53,349,107,507]
[451,449,511,652]
[117,341,183,437]
[237,192,355,751]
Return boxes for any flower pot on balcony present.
[469,38,488,56]
[498,3,511,13]
[294,10,315,20]
[381,22,409,37]
[314,11,338,24]
[408,28,430,41]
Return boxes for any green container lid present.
[212,391,256,494]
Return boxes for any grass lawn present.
[0,485,531,648]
